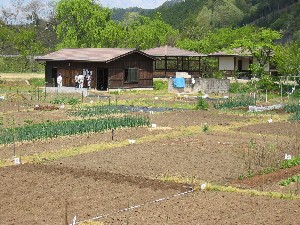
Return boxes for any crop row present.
[280,174,300,186]
[213,96,255,109]
[0,115,150,144]
[280,156,300,169]
[68,105,126,118]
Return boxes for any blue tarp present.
[173,78,185,88]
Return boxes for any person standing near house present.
[78,74,84,88]
[75,73,79,88]
[57,73,63,88]
[86,73,92,89]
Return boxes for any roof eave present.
[106,49,155,63]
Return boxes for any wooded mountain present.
[112,0,300,41]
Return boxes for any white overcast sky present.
[0,0,168,9]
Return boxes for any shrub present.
[196,97,209,110]
[229,82,256,94]
[257,74,277,92]
[153,80,168,91]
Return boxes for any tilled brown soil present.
[102,191,300,225]
[0,164,188,225]
[232,164,300,193]
[1,108,300,224]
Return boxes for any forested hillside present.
[113,0,300,41]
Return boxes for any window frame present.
[124,68,139,83]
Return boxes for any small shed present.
[35,48,155,90]
[144,46,206,78]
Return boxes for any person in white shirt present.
[75,73,79,88]
[78,74,84,88]
[57,73,63,88]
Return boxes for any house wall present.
[219,57,235,70]
[44,52,153,90]
[108,53,153,89]
[168,78,230,94]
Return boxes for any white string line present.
[75,189,194,224]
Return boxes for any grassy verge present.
[0,73,44,80]
[159,175,300,200]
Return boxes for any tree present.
[0,20,14,54]
[55,0,111,48]
[123,13,179,50]
[13,26,45,71]
[233,27,282,77]
[176,25,257,54]
[99,20,126,48]
[274,42,300,79]
[210,0,244,28]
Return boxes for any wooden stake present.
[64,201,68,225]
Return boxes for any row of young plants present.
[279,174,300,186]
[280,156,300,169]
[213,95,255,109]
[0,115,150,144]
[68,105,126,118]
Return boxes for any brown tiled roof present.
[35,48,155,62]
[144,45,206,57]
[208,47,251,57]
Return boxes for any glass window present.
[189,60,200,71]
[155,57,165,70]
[125,68,138,83]
[166,57,177,70]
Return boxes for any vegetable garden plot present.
[0,90,299,225]
[0,115,150,144]
[67,105,187,118]
[0,164,187,225]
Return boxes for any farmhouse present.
[144,46,206,78]
[35,48,155,91]
[209,48,275,78]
